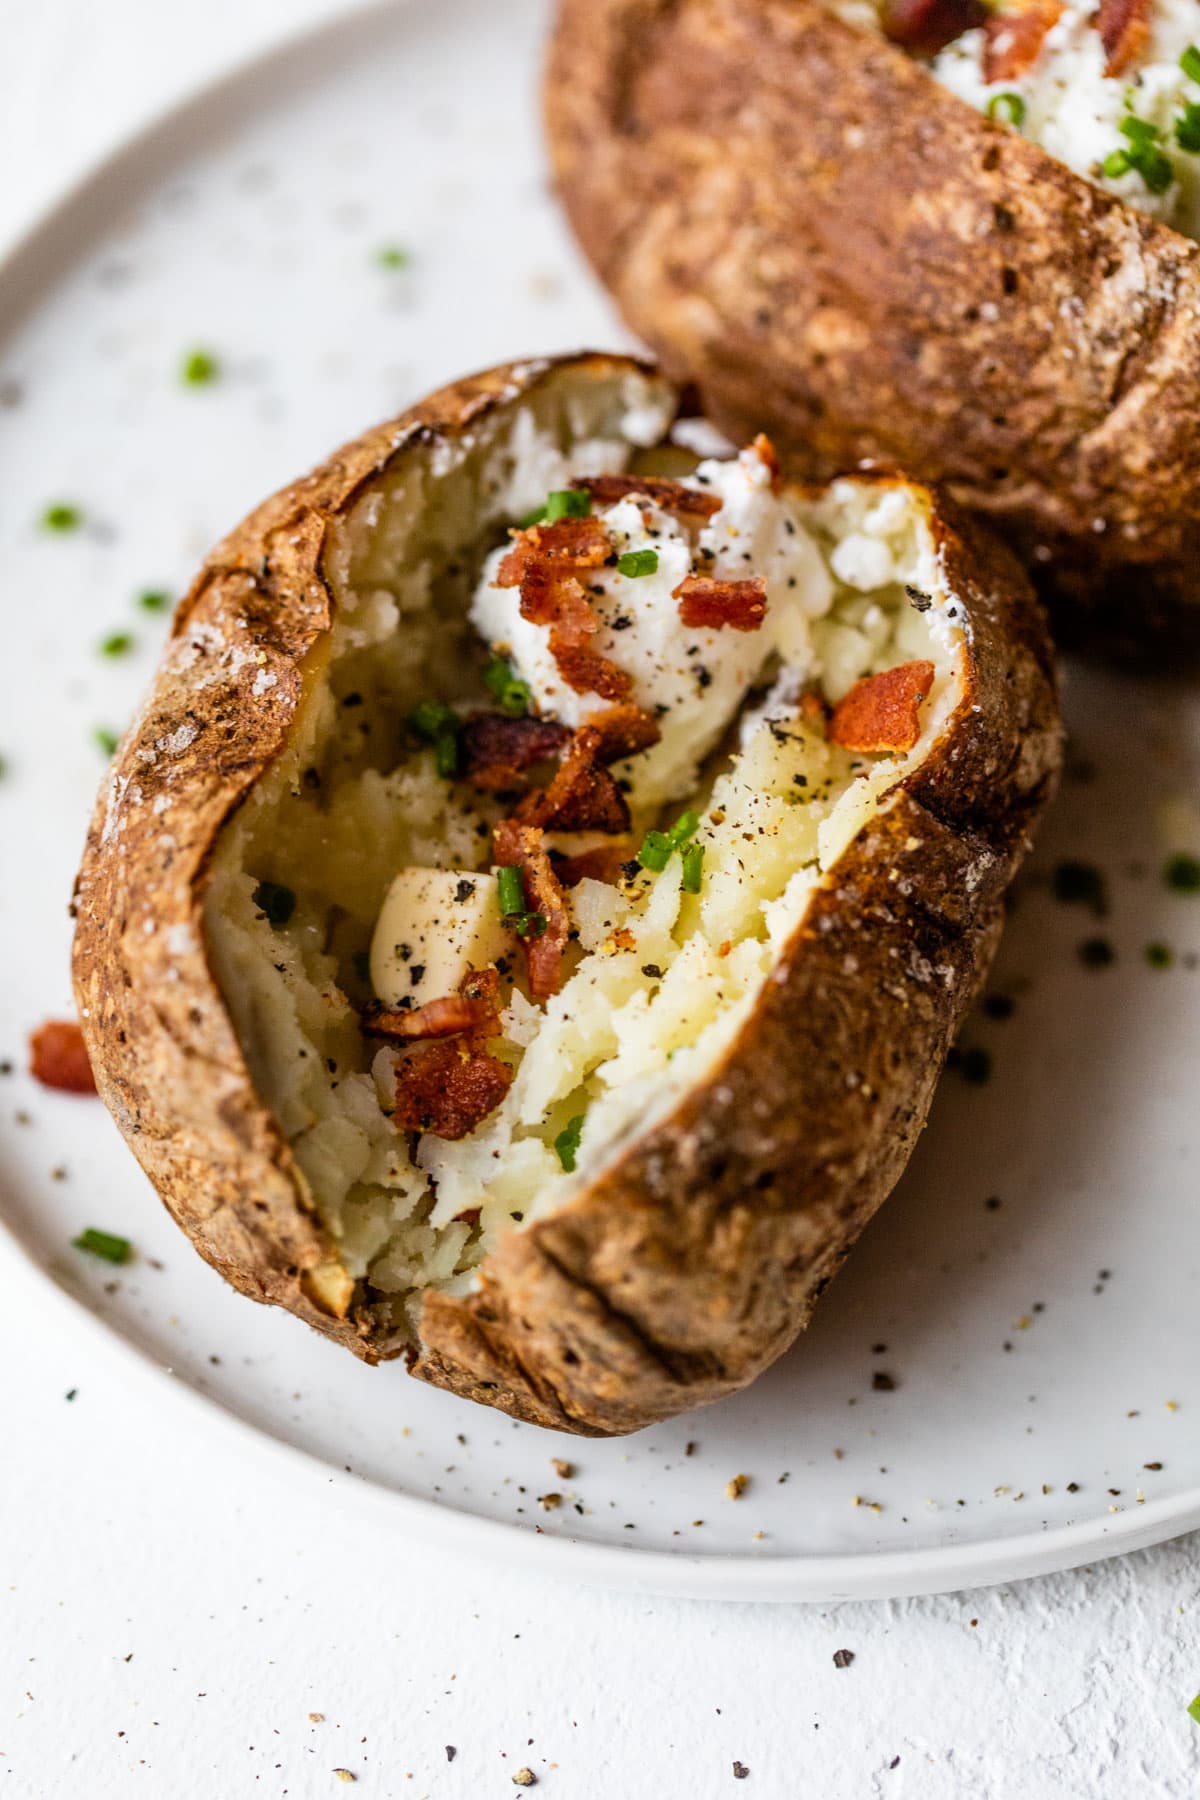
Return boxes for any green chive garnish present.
[1105,118,1175,193]
[518,504,548,528]
[1176,102,1200,152]
[94,727,119,758]
[408,700,460,778]
[1165,852,1200,894]
[484,655,531,717]
[376,245,411,270]
[41,502,82,533]
[73,1228,132,1265]
[617,548,659,578]
[638,810,702,875]
[1181,44,1200,83]
[1121,115,1161,145]
[554,1113,585,1173]
[544,489,591,522]
[497,865,525,917]
[987,92,1026,127]
[514,911,548,939]
[137,589,171,613]
[100,631,134,658]
[434,731,460,778]
[253,880,296,926]
[1189,1693,1200,1725]
[667,811,701,849]
[680,842,705,894]
[181,348,219,386]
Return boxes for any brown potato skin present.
[72,353,1061,1435]
[545,0,1200,656]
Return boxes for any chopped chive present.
[376,245,411,270]
[483,655,531,717]
[514,911,548,939]
[72,1227,132,1265]
[518,504,548,528]
[544,489,591,522]
[1177,102,1200,151]
[407,699,459,741]
[253,880,296,926]
[554,1112,586,1173]
[617,548,660,578]
[1189,1693,1200,1725]
[181,348,219,386]
[637,830,673,873]
[1181,44,1200,83]
[1120,115,1162,145]
[99,630,135,658]
[94,727,119,758]
[497,865,525,917]
[433,730,460,779]
[667,810,701,849]
[1165,852,1200,893]
[987,91,1026,127]
[1144,941,1173,969]
[680,842,705,894]
[137,589,171,613]
[1105,122,1175,193]
[41,502,82,533]
[1103,148,1132,177]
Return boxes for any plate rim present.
[2,0,1197,1604]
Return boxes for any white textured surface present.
[2,2,1200,1794]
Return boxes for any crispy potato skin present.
[72,352,1061,1435]
[545,0,1200,654]
[414,494,1061,1433]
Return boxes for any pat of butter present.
[370,868,509,1009]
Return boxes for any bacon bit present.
[553,842,632,887]
[674,573,768,633]
[29,1020,96,1095]
[392,1038,514,1140]
[552,642,634,700]
[493,821,571,999]
[828,660,936,754]
[460,712,572,791]
[586,703,662,764]
[1096,0,1150,75]
[454,1206,482,1227]
[752,433,780,481]
[571,473,723,522]
[547,583,602,652]
[983,0,1063,81]
[799,689,829,730]
[516,727,630,834]
[495,516,612,588]
[364,994,492,1042]
[880,0,988,53]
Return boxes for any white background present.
[1,3,1199,1795]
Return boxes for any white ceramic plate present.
[1,0,1198,1604]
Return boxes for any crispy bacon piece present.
[829,660,936,754]
[674,573,769,632]
[571,473,723,522]
[587,703,662,764]
[880,0,988,53]
[365,994,494,1042]
[29,1019,96,1095]
[552,643,635,699]
[1096,0,1150,75]
[983,0,1063,81]
[495,516,612,588]
[547,585,602,653]
[392,1038,514,1140]
[553,842,632,887]
[493,820,571,998]
[516,726,630,834]
[460,712,572,791]
[751,432,781,482]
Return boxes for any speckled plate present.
[1,0,1198,1603]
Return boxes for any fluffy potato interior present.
[204,372,964,1334]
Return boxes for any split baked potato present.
[546,0,1200,652]
[72,353,1060,1435]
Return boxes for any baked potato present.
[545,0,1200,653]
[72,353,1060,1435]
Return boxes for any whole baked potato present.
[545,0,1200,653]
[72,354,1060,1435]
